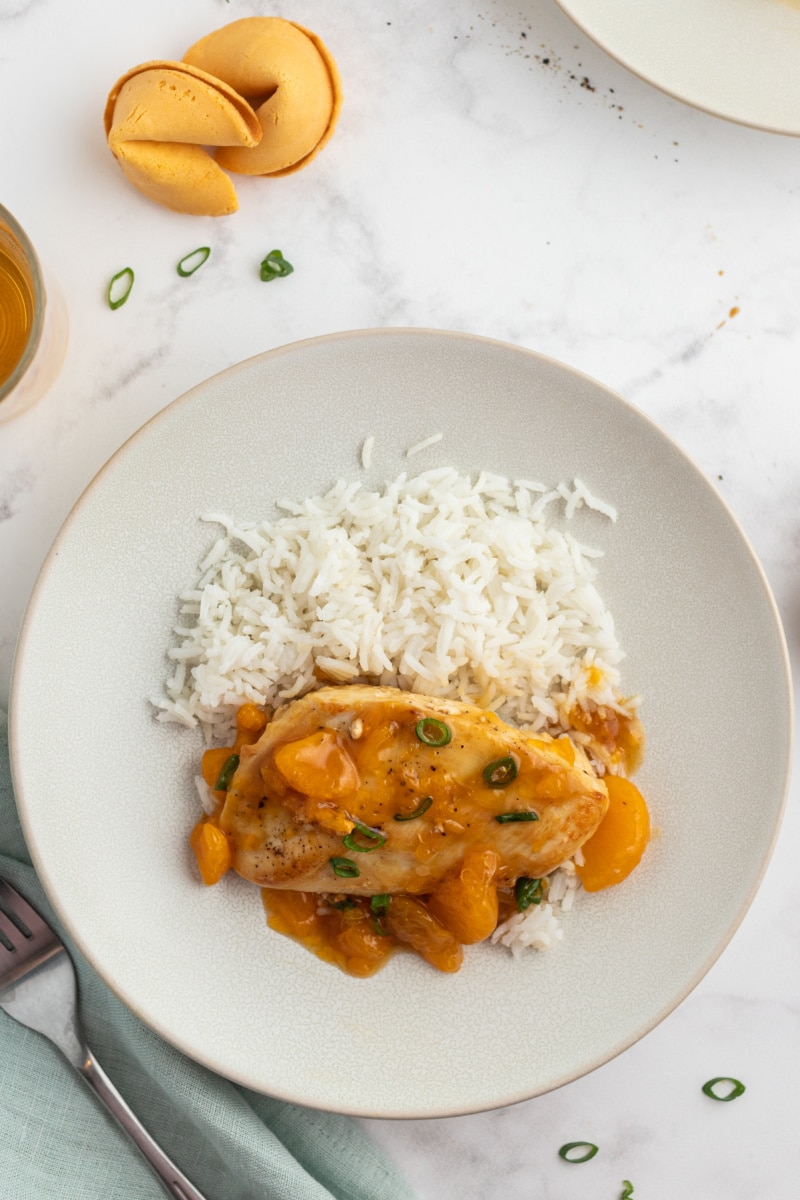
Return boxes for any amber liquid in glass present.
[0,236,35,391]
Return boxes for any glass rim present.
[0,202,45,403]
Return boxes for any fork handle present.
[79,1046,209,1200]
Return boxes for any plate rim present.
[8,327,795,1116]
[552,0,800,137]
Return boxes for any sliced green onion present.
[702,1077,746,1101]
[495,811,538,824]
[558,1142,599,1163]
[260,249,294,282]
[370,893,392,936]
[394,795,433,822]
[107,267,134,310]
[620,1183,634,1199]
[515,877,544,910]
[177,246,211,277]
[342,822,387,853]
[415,718,452,747]
[483,756,518,787]
[330,856,360,879]
[329,898,358,911]
[214,754,239,791]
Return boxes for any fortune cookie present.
[104,61,261,215]
[183,17,343,177]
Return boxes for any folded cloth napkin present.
[0,714,414,1200]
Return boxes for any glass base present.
[0,271,68,425]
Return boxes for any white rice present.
[406,431,444,458]
[154,466,627,956]
[153,467,624,743]
[491,860,581,956]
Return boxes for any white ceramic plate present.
[10,329,792,1117]
[554,0,800,135]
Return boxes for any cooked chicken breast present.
[220,685,608,895]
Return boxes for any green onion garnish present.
[330,898,357,911]
[213,754,239,791]
[394,795,433,821]
[496,811,538,824]
[260,249,294,282]
[369,893,392,935]
[483,756,518,787]
[177,246,211,277]
[558,1142,599,1163]
[701,1077,746,1101]
[342,822,387,853]
[620,1183,634,1199]
[107,267,134,310]
[415,718,452,747]
[330,856,360,878]
[515,877,544,910]
[370,895,392,936]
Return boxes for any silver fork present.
[0,877,209,1200]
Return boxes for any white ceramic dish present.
[10,329,792,1117]
[554,0,800,136]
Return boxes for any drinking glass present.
[0,203,68,423]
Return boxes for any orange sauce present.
[261,889,395,977]
[261,886,470,976]
[566,703,644,773]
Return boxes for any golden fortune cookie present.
[104,61,261,215]
[183,17,343,177]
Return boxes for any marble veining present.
[1,0,799,1196]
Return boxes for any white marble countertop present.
[2,1,799,1197]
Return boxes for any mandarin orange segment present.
[201,746,234,791]
[235,703,268,739]
[427,848,499,944]
[189,820,232,886]
[273,729,359,801]
[576,775,650,892]
[386,895,464,972]
[333,915,395,976]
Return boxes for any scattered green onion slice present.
[330,856,360,879]
[342,822,387,853]
[702,1077,746,1101]
[515,877,544,910]
[483,756,518,787]
[177,246,211,277]
[213,754,239,791]
[107,267,134,310]
[415,718,452,747]
[260,249,294,281]
[620,1182,634,1199]
[330,898,358,911]
[394,795,433,822]
[558,1142,599,1164]
[495,811,538,824]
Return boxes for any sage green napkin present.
[0,714,413,1200]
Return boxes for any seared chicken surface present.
[220,685,609,895]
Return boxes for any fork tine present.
[0,880,63,991]
[0,904,25,951]
[0,907,17,955]
[0,879,55,943]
